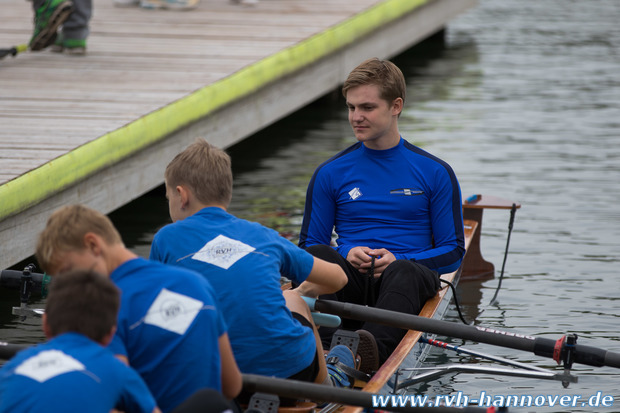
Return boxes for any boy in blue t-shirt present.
[150,140,350,390]
[0,269,158,413]
[34,205,242,413]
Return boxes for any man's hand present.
[347,247,395,278]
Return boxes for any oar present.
[303,298,620,369]
[311,312,341,328]
[0,269,46,295]
[0,44,28,60]
[242,374,498,412]
[0,342,30,360]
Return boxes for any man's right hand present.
[346,246,373,271]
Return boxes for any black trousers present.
[306,245,440,363]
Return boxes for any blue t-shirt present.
[299,138,465,274]
[0,333,156,413]
[108,258,226,413]
[150,207,316,378]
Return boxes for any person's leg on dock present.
[51,0,91,55]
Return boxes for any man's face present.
[50,248,107,276]
[346,84,401,149]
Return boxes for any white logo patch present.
[191,234,255,270]
[144,288,203,335]
[15,350,85,383]
[348,187,362,200]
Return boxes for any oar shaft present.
[242,374,493,413]
[0,342,29,360]
[311,299,620,369]
[314,299,537,351]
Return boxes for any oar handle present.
[310,312,341,328]
[302,296,317,310]
[301,296,341,327]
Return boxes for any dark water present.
[2,0,619,410]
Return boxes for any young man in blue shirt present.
[0,269,159,413]
[35,205,242,413]
[150,140,351,392]
[299,58,466,367]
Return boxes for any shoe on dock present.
[50,35,86,55]
[29,0,74,51]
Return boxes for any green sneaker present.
[29,0,74,51]
[50,33,64,53]
[50,35,86,55]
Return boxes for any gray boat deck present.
[0,0,476,269]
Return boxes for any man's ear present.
[392,97,404,116]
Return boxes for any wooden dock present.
[0,0,475,270]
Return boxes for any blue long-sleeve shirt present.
[299,138,465,274]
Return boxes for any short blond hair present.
[36,204,122,273]
[342,58,406,105]
[165,139,233,207]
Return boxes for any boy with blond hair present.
[35,204,241,413]
[150,139,355,389]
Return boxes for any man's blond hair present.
[36,204,122,273]
[342,57,406,105]
[165,139,233,207]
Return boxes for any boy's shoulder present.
[132,257,210,284]
[2,333,122,377]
